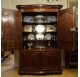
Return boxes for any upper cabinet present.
[16,4,63,49]
[2,5,77,53]
[16,5,77,51]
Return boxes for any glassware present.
[48,42,50,47]
[28,43,33,49]
[24,36,26,41]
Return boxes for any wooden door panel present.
[2,8,22,51]
[20,51,38,71]
[57,8,74,50]
[42,51,61,71]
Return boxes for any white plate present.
[45,33,51,40]
[47,16,56,22]
[35,25,45,33]
[36,33,44,40]
[34,15,46,23]
[23,16,33,22]
[28,33,35,40]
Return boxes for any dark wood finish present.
[57,8,73,51]
[16,4,63,12]
[16,4,63,75]
[2,8,22,51]
[19,48,62,75]
[68,27,78,67]
[57,8,78,67]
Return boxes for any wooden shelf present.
[22,22,57,25]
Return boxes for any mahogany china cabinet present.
[16,4,63,74]
[1,4,78,75]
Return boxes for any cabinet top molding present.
[16,4,63,12]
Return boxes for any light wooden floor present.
[1,54,78,77]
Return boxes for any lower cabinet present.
[19,48,62,75]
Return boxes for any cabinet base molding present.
[19,70,62,75]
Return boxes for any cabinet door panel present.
[20,51,38,71]
[42,51,61,71]
[57,8,74,50]
[2,8,22,51]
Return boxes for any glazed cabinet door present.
[57,8,74,51]
[2,8,22,51]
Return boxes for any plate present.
[34,15,46,23]
[24,25,32,32]
[23,16,33,22]
[47,16,56,22]
[36,33,44,40]
[46,25,56,32]
[35,25,45,33]
[28,33,35,40]
[44,33,51,40]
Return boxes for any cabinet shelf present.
[22,22,57,25]
[22,40,57,42]
[22,32,57,34]
[22,12,57,15]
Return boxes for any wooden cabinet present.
[19,49,62,74]
[16,4,63,74]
